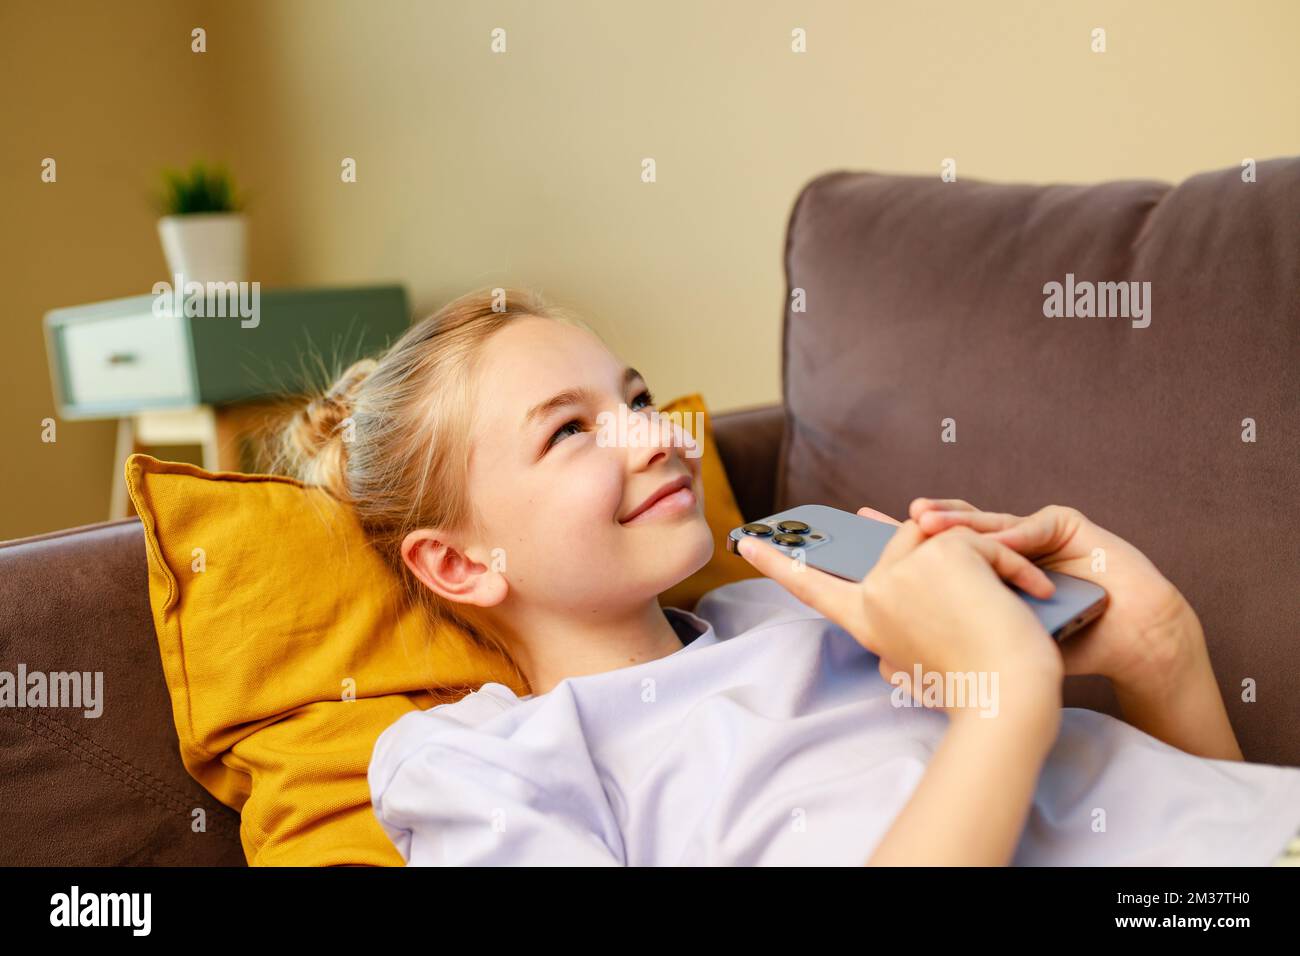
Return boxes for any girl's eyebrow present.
[520,367,644,432]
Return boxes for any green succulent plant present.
[157,160,244,215]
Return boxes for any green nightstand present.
[44,284,410,518]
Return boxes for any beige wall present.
[3,0,1298,538]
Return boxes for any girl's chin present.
[660,520,716,575]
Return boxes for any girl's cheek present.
[555,466,620,521]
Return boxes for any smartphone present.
[728,503,1108,641]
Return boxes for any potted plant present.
[155,161,248,283]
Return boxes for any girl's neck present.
[500,598,687,697]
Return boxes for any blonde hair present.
[268,286,592,683]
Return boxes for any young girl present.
[275,286,1300,866]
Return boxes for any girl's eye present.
[546,419,584,449]
[545,389,656,451]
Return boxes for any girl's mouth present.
[620,483,697,526]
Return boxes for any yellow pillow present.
[124,392,755,866]
[125,454,526,866]
[656,393,762,611]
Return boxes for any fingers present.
[915,508,1020,536]
[736,534,859,623]
[938,528,1056,599]
[985,505,1081,559]
[908,497,976,521]
[878,655,901,684]
[874,519,927,570]
[909,501,1085,567]
[857,506,902,527]
[737,519,928,651]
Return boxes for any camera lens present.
[777,520,810,534]
[741,523,773,537]
[773,532,804,546]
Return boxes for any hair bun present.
[286,356,379,496]
[294,357,377,463]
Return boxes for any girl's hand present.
[737,518,1064,723]
[907,499,1202,694]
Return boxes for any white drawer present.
[61,311,194,408]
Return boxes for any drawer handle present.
[105,352,138,365]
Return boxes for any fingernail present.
[737,538,753,559]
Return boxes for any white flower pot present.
[157,212,248,284]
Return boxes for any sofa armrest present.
[0,518,246,865]
[711,402,784,522]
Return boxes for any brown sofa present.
[3,158,1296,865]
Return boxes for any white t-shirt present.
[368,578,1300,866]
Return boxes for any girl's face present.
[463,316,713,617]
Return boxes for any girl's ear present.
[400,528,508,609]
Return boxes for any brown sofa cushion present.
[777,158,1299,767]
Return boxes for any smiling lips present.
[619,475,697,525]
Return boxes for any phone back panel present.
[729,504,1107,640]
